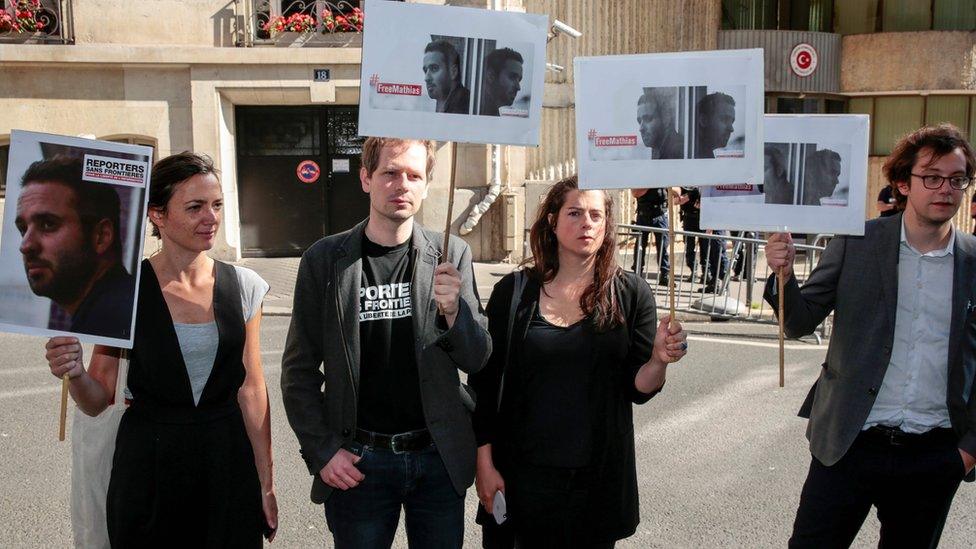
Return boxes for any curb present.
[260,304,741,322]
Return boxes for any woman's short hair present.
[148,152,218,238]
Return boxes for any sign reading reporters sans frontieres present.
[82,155,149,187]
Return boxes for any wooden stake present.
[668,199,676,322]
[778,266,786,388]
[58,376,69,441]
[442,143,458,255]
[437,143,460,317]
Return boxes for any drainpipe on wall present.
[460,143,503,235]
[460,0,505,236]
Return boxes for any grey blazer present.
[764,213,976,475]
[280,219,491,503]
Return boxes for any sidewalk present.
[233,257,752,322]
[234,257,517,316]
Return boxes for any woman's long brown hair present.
[524,175,624,331]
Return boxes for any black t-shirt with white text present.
[357,235,426,434]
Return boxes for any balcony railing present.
[235,0,363,47]
[0,0,74,44]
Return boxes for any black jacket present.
[280,220,491,503]
[470,269,662,542]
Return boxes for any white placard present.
[575,48,765,189]
[700,114,870,236]
[0,130,153,348]
[357,0,548,146]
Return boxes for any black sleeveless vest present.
[127,259,246,421]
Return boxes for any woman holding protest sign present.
[470,176,688,548]
[43,152,277,547]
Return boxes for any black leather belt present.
[355,428,432,454]
[862,426,956,448]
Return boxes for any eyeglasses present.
[911,173,972,190]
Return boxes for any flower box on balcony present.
[273,31,362,48]
[0,31,45,44]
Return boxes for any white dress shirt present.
[863,220,955,433]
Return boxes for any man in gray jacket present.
[281,137,491,548]
[765,124,976,547]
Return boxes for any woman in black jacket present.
[471,176,688,548]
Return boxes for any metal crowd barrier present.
[618,223,831,342]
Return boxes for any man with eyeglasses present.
[763,124,976,547]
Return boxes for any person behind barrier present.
[470,175,688,548]
[630,187,671,284]
[764,123,976,547]
[280,137,491,548]
[877,184,899,218]
[43,151,277,545]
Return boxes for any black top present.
[357,235,425,433]
[679,187,701,229]
[635,188,668,220]
[109,260,263,546]
[470,270,661,542]
[70,263,136,340]
[511,309,595,468]
[877,186,898,217]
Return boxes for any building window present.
[765,94,848,114]
[846,95,975,155]
[721,0,833,31]
[836,0,976,34]
[883,0,933,31]
[0,143,8,199]
[934,0,976,29]
[103,136,157,162]
[255,0,365,40]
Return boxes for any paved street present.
[1,317,973,548]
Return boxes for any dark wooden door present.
[325,107,368,234]
[236,106,367,256]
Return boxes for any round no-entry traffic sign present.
[297,160,321,184]
[790,43,818,78]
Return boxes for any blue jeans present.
[324,443,464,549]
[632,211,669,277]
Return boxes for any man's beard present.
[24,243,98,307]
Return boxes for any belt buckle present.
[881,427,904,447]
[390,433,409,454]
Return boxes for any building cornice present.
[0,44,363,67]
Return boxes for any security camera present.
[551,19,582,39]
[546,62,565,73]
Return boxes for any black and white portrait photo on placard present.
[762,142,850,207]
[700,114,870,235]
[0,131,152,347]
[358,0,547,145]
[631,85,747,161]
[575,49,764,189]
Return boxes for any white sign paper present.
[357,0,548,146]
[0,130,153,348]
[575,49,765,189]
[700,114,870,235]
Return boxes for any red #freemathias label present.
[376,83,422,96]
[715,184,755,191]
[594,135,638,147]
